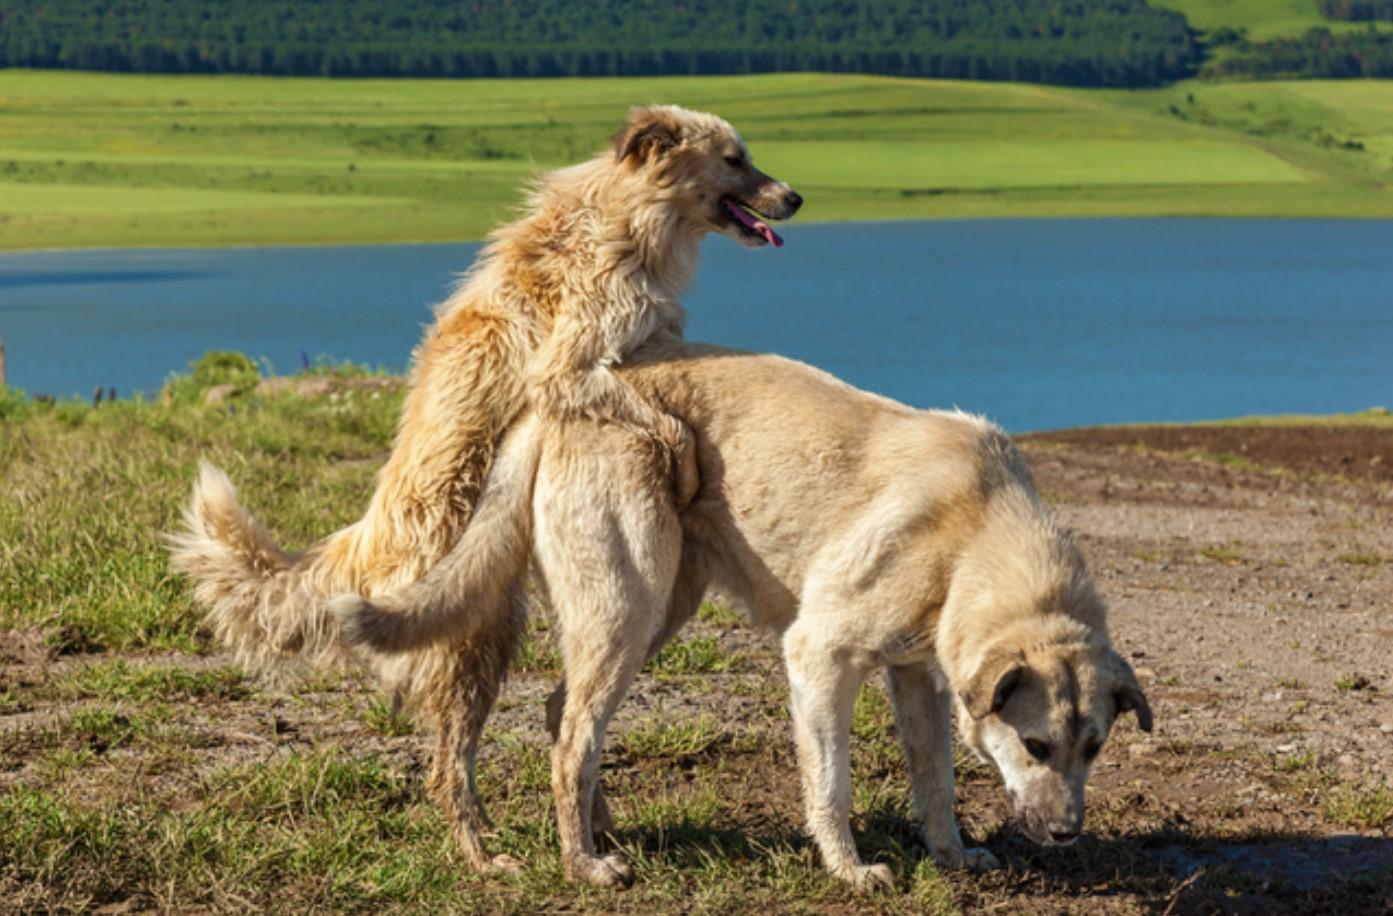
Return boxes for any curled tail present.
[167,462,345,668]
[331,415,543,654]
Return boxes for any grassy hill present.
[2,69,1393,251]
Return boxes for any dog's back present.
[621,338,1007,631]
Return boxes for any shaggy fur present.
[335,337,1154,888]
[169,106,798,869]
[170,104,798,665]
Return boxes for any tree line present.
[1316,0,1393,20]
[0,0,1200,87]
[1208,27,1393,79]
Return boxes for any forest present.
[0,0,1201,87]
[1316,0,1393,20]
[1209,28,1393,78]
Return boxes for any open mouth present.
[720,197,784,248]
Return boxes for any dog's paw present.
[845,862,896,891]
[931,842,1001,872]
[567,852,634,888]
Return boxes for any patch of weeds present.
[625,786,723,835]
[1185,450,1262,473]
[650,635,739,678]
[696,601,742,628]
[514,620,561,674]
[907,857,959,915]
[53,660,250,704]
[1159,674,1180,686]
[0,752,467,911]
[0,687,32,715]
[1324,782,1393,830]
[622,716,725,760]
[1275,752,1316,773]
[361,694,414,737]
[1275,676,1302,689]
[1198,545,1244,564]
[162,349,260,405]
[1256,720,1303,735]
[1337,552,1384,567]
[479,736,551,799]
[851,684,895,742]
[65,706,152,753]
[1334,674,1372,692]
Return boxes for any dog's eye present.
[723,155,742,168]
[1083,740,1103,762]
[1023,738,1051,762]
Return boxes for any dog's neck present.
[936,485,1108,688]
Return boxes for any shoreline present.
[6,212,1393,257]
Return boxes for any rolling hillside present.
[2,70,1392,251]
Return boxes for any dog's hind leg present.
[542,556,707,848]
[783,615,895,890]
[533,432,682,888]
[423,584,527,872]
[886,662,1000,872]
[546,679,615,842]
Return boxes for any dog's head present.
[955,639,1152,846]
[614,105,801,248]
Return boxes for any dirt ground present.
[2,424,1391,913]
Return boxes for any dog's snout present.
[784,189,803,214]
[1048,828,1080,845]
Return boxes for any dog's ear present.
[614,106,684,165]
[1108,650,1154,733]
[960,648,1025,720]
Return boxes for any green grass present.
[1205,406,1393,427]
[649,635,740,679]
[4,69,1393,251]
[0,374,401,651]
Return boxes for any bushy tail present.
[167,462,344,668]
[331,415,543,655]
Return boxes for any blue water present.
[1,219,1390,432]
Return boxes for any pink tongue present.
[723,199,783,248]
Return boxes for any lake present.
[1,219,1390,432]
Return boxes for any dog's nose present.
[784,190,803,213]
[1049,828,1080,844]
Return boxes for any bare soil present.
[3,424,1391,913]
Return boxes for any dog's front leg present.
[886,663,1001,872]
[782,621,895,890]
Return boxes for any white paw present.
[847,862,897,890]
[931,842,1001,872]
[569,852,634,888]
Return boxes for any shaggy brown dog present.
[169,105,799,870]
